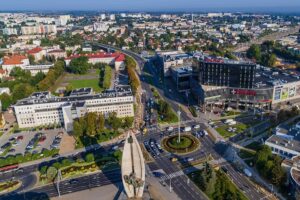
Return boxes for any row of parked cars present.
[0,135,25,154]
[26,132,47,151]
[50,133,63,149]
[144,138,163,159]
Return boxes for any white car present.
[193,125,200,129]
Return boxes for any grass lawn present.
[245,141,262,151]
[216,123,248,138]
[69,79,102,92]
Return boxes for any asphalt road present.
[1,169,122,200]
[88,43,271,200]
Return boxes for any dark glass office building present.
[198,58,256,89]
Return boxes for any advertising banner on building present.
[272,81,300,104]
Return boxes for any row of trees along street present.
[125,56,140,95]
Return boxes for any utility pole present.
[177,109,181,143]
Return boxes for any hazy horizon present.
[1,0,300,13]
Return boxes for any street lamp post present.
[177,110,181,143]
[169,176,172,193]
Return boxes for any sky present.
[1,0,300,12]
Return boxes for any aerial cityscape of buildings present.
[0,4,300,200]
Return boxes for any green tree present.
[122,117,134,129]
[86,112,97,136]
[39,166,48,175]
[46,166,58,181]
[28,55,35,64]
[85,153,95,162]
[73,121,83,137]
[261,53,276,67]
[0,93,12,110]
[97,113,105,133]
[69,56,90,74]
[12,83,35,103]
[247,44,261,61]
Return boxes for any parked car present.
[17,135,24,140]
[193,125,200,129]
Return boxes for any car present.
[112,145,119,150]
[69,179,79,184]
[1,142,11,149]
[9,137,16,142]
[17,135,24,140]
[193,125,200,129]
[171,157,178,162]
[16,168,24,174]
[39,136,47,143]
[52,153,60,158]
[8,149,16,153]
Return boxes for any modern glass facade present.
[199,61,256,89]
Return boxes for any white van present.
[183,126,192,132]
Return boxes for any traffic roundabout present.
[162,134,200,155]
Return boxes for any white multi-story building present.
[58,15,71,26]
[3,27,18,35]
[13,86,134,132]
[93,22,109,32]
[21,25,57,35]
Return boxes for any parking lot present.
[0,129,64,157]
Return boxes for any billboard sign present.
[272,80,300,104]
[231,89,256,96]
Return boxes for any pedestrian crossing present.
[160,170,184,181]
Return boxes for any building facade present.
[21,25,57,35]
[198,58,256,89]
[13,87,134,132]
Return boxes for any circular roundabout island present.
[162,134,200,154]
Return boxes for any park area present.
[215,122,248,138]
[53,66,113,93]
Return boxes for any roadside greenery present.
[189,163,248,200]
[73,112,133,148]
[125,56,140,94]
[39,151,122,183]
[254,145,286,187]
[0,180,20,193]
[0,149,59,168]
[151,88,178,123]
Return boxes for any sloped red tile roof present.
[65,52,125,61]
[27,47,43,54]
[3,55,28,65]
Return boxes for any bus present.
[0,164,19,173]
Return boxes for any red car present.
[17,135,24,140]
[39,136,47,143]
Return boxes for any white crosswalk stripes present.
[160,170,184,181]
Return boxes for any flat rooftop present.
[15,86,133,106]
[254,65,300,89]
